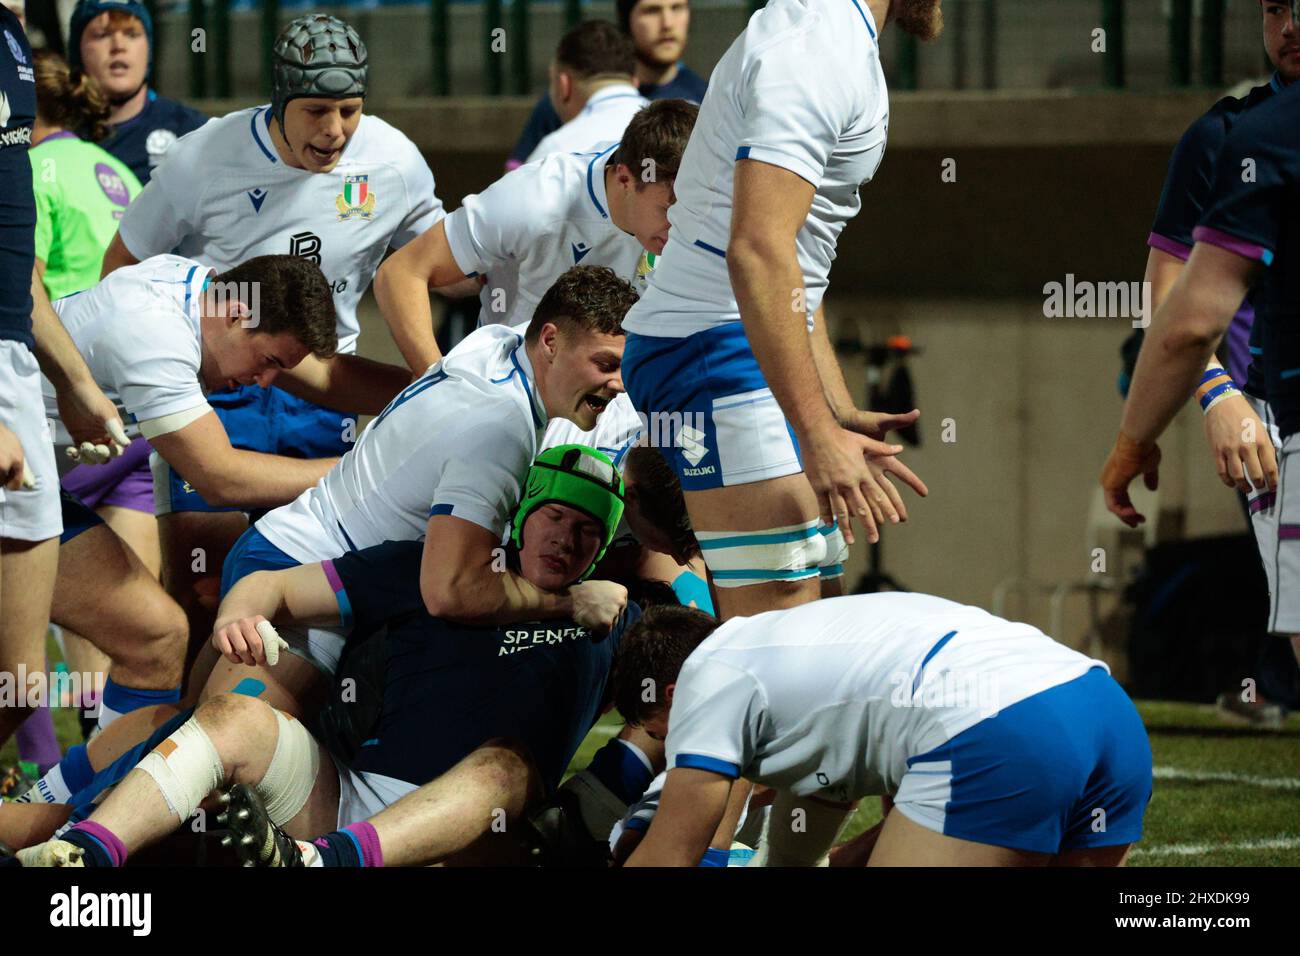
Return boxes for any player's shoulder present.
[1221,79,1300,154]
[499,149,592,216]
[348,113,427,168]
[147,94,210,135]
[156,105,253,164]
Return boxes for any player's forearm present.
[729,239,836,437]
[277,354,409,416]
[1120,287,1230,444]
[218,566,341,630]
[808,305,856,422]
[196,450,338,508]
[423,561,573,625]
[28,269,96,393]
[374,258,444,374]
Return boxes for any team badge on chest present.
[336,174,376,220]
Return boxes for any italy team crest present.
[336,175,376,220]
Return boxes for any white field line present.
[1153,765,1300,790]
[1133,836,1300,859]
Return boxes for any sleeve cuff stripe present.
[321,559,354,631]
[1193,226,1275,265]
[674,753,741,778]
[1147,231,1192,261]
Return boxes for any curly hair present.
[624,444,700,561]
[610,604,718,726]
[526,265,638,343]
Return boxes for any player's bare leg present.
[0,801,74,850]
[684,474,823,621]
[159,510,248,679]
[0,537,58,747]
[363,738,543,867]
[52,524,186,702]
[24,692,337,864]
[197,651,330,719]
[1053,845,1132,867]
[866,806,1052,867]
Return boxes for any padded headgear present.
[512,445,625,582]
[271,15,368,131]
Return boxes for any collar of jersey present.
[1271,71,1285,94]
[581,84,643,115]
[585,143,618,220]
[250,107,279,164]
[848,0,879,41]
[500,335,547,430]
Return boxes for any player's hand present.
[802,424,927,546]
[571,579,628,635]
[0,423,33,491]
[839,407,921,442]
[211,615,289,667]
[1101,431,1162,528]
[57,378,129,464]
[1204,394,1278,494]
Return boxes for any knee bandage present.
[137,718,226,822]
[818,521,848,579]
[697,520,827,589]
[255,709,320,826]
[748,792,851,867]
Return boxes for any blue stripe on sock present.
[102,679,182,715]
[61,743,94,793]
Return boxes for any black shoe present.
[215,784,304,868]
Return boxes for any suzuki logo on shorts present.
[678,425,708,467]
[289,231,322,265]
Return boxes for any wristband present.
[1196,368,1240,414]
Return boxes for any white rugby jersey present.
[117,106,444,355]
[444,144,645,328]
[526,85,648,164]
[255,323,549,563]
[42,255,211,446]
[622,0,888,338]
[665,592,1103,803]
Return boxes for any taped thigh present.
[697,520,827,589]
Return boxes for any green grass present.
[8,684,1298,866]
[562,700,1300,867]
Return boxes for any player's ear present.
[664,683,675,709]
[225,299,254,328]
[558,71,573,103]
[539,321,560,360]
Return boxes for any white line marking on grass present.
[589,725,620,737]
[1132,836,1300,859]
[1154,765,1300,790]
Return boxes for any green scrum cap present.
[512,444,625,581]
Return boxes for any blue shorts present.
[58,490,105,545]
[220,525,301,597]
[894,667,1153,854]
[156,385,354,515]
[623,323,802,491]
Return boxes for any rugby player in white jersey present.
[619,0,940,626]
[96,15,444,657]
[206,267,635,717]
[612,598,1152,867]
[526,20,648,164]
[38,254,358,743]
[376,97,695,491]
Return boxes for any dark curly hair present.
[610,604,718,726]
[526,265,637,344]
[210,255,338,359]
[611,98,699,190]
[624,444,700,561]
